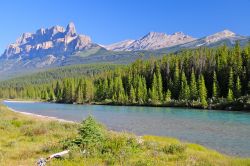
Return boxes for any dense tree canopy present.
[1,43,250,110]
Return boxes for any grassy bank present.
[0,105,250,166]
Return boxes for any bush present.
[162,144,186,154]
[72,116,106,150]
[101,133,140,164]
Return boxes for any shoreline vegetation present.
[3,98,250,112]
[1,104,250,165]
[0,44,250,111]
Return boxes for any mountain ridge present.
[1,22,249,80]
[104,31,195,51]
[1,22,101,60]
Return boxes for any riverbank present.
[0,104,250,165]
[5,95,250,112]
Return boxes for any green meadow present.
[0,104,250,166]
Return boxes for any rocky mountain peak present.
[1,22,99,59]
[66,22,76,36]
[144,32,167,38]
[219,29,235,36]
[172,32,185,36]
[205,29,236,43]
[16,32,33,45]
[104,31,195,51]
[36,28,46,35]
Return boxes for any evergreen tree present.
[54,81,62,102]
[129,85,136,103]
[198,75,207,107]
[75,82,83,104]
[172,64,180,99]
[48,88,55,101]
[165,89,171,102]
[151,73,159,103]
[228,67,234,90]
[227,88,234,102]
[137,76,145,104]
[179,71,190,100]
[190,69,198,100]
[235,76,242,98]
[212,71,219,98]
[156,65,163,101]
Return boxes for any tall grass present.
[0,104,250,165]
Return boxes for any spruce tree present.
[165,89,171,102]
[173,64,180,99]
[156,65,163,101]
[227,88,234,102]
[198,75,207,107]
[179,71,190,100]
[190,69,198,100]
[228,67,234,90]
[75,82,83,104]
[54,81,62,102]
[235,76,242,98]
[129,85,136,103]
[212,71,219,98]
[151,73,159,102]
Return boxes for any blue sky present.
[1,0,250,52]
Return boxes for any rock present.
[105,39,135,51]
[204,30,236,43]
[65,22,76,36]
[104,31,195,51]
[1,22,98,60]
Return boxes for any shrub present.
[73,116,106,150]
[162,144,186,154]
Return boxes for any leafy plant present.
[162,144,186,154]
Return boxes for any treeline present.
[1,43,250,110]
[0,63,122,87]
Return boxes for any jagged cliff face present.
[1,22,97,59]
[105,32,195,51]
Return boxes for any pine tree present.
[156,65,163,101]
[103,78,109,99]
[54,81,62,102]
[198,75,207,107]
[137,76,145,104]
[227,88,234,102]
[212,71,219,98]
[190,69,198,100]
[228,67,234,90]
[129,85,136,103]
[235,76,242,98]
[48,88,55,101]
[173,64,180,99]
[75,82,83,104]
[179,71,190,100]
[142,77,148,103]
[165,89,171,102]
[151,73,159,102]
[86,79,94,102]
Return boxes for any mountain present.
[105,40,135,51]
[105,32,195,51]
[1,22,102,60]
[1,23,249,80]
[158,30,250,53]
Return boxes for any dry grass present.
[0,104,250,166]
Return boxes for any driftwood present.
[37,150,69,166]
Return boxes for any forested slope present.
[1,43,250,110]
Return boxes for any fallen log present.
[37,150,69,166]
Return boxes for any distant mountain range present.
[105,32,195,51]
[0,22,249,79]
